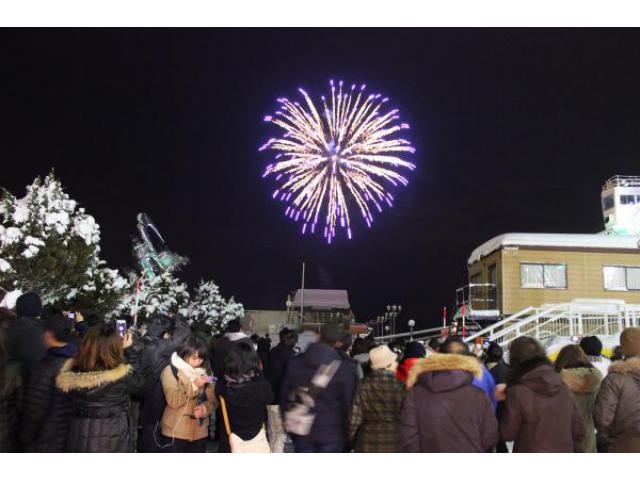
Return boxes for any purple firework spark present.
[260,80,416,243]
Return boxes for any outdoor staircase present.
[463,299,640,354]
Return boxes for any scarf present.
[170,352,207,390]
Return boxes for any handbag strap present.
[219,396,232,436]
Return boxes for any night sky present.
[2,29,640,331]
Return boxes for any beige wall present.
[469,247,640,315]
[245,310,291,335]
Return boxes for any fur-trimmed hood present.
[55,358,132,393]
[407,354,482,390]
[560,367,602,394]
[608,356,640,379]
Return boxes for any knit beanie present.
[579,336,603,357]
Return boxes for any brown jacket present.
[500,358,585,452]
[559,367,602,453]
[348,369,406,452]
[160,366,216,442]
[399,354,498,452]
[594,356,640,452]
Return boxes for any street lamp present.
[408,319,416,341]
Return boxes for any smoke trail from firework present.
[260,80,416,243]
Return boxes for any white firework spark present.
[260,80,416,243]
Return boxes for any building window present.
[520,263,567,289]
[470,273,482,285]
[602,195,614,211]
[488,264,497,285]
[621,194,637,205]
[604,266,640,291]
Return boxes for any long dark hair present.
[76,323,125,372]
[224,341,261,380]
[554,344,593,372]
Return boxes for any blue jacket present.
[472,364,497,410]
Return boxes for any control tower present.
[602,176,640,235]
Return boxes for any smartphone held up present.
[116,319,127,339]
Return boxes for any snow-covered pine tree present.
[223,295,245,324]
[131,270,190,321]
[189,280,246,336]
[74,263,131,319]
[0,172,126,311]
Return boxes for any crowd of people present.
[1,290,640,453]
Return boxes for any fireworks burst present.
[260,80,416,243]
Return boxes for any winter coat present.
[348,369,406,452]
[160,365,216,442]
[399,354,498,453]
[20,343,78,452]
[6,315,46,381]
[56,359,145,452]
[216,375,273,452]
[473,363,497,410]
[594,356,640,452]
[500,357,585,452]
[396,357,420,385]
[559,367,602,453]
[265,343,296,405]
[280,342,356,445]
[0,360,24,452]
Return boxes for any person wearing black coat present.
[265,328,298,405]
[6,292,46,382]
[0,323,24,452]
[20,313,77,452]
[216,342,274,453]
[280,324,356,453]
[56,323,145,452]
[211,319,254,380]
[137,314,190,453]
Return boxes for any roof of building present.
[291,289,350,309]
[468,232,640,265]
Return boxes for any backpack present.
[283,360,341,436]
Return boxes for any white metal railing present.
[463,306,540,343]
[375,326,443,342]
[469,300,640,351]
[603,175,640,189]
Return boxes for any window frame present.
[603,265,640,291]
[520,262,568,289]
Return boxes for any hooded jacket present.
[399,354,498,452]
[280,342,356,445]
[559,367,602,453]
[20,343,77,452]
[56,358,144,452]
[594,356,640,452]
[500,358,585,452]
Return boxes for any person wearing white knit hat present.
[348,344,405,452]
